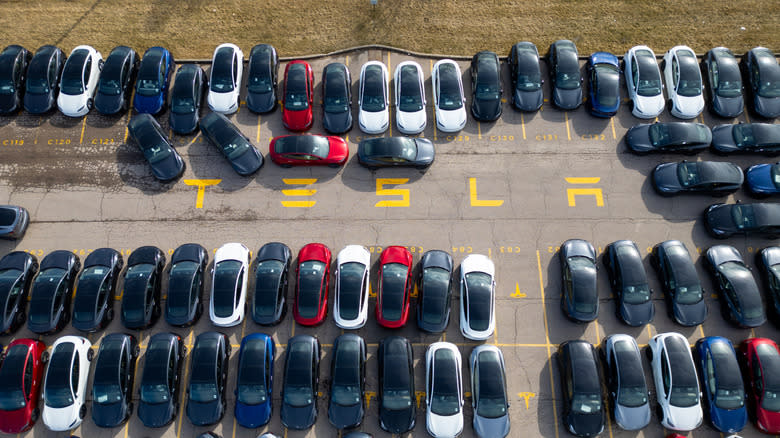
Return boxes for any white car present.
[209,242,250,327]
[57,45,103,117]
[333,245,371,329]
[648,332,703,431]
[207,43,244,114]
[358,61,389,134]
[432,59,467,133]
[623,45,665,119]
[426,342,464,437]
[42,336,93,431]
[459,254,495,340]
[394,61,426,134]
[663,45,705,119]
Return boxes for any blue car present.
[133,47,174,114]
[694,336,747,434]
[235,333,275,428]
[587,52,620,117]
[746,163,780,196]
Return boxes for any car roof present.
[564,341,600,392]
[613,340,646,388]
[707,340,742,390]
[664,336,698,387]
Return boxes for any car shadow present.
[338,154,427,194]
[86,111,127,129]
[537,354,561,437]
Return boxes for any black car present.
[0,251,37,334]
[200,111,264,176]
[91,333,139,428]
[127,113,186,182]
[281,334,320,430]
[742,47,780,119]
[603,240,654,326]
[712,123,780,154]
[72,248,123,332]
[377,336,415,434]
[0,205,29,239]
[322,62,353,134]
[416,250,453,333]
[138,332,185,428]
[651,240,707,326]
[626,122,712,154]
[328,334,366,429]
[246,44,278,114]
[169,64,206,134]
[702,47,744,118]
[548,40,583,110]
[0,45,32,114]
[705,202,780,239]
[706,245,766,327]
[186,331,231,426]
[652,160,744,195]
[165,243,208,326]
[252,242,291,326]
[560,239,599,323]
[757,246,780,319]
[470,51,502,121]
[27,250,80,334]
[121,246,165,329]
[557,340,605,437]
[94,46,138,115]
[507,41,543,112]
[23,45,64,114]
[357,137,434,170]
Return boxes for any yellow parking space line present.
[594,319,601,345]
[537,250,560,438]
[255,115,261,143]
[345,55,349,67]
[387,51,392,137]
[176,331,194,438]
[610,117,617,140]
[430,60,437,141]
[231,417,237,438]
[564,112,571,141]
[478,121,482,140]
[79,117,87,144]
[521,113,526,140]
[699,324,705,338]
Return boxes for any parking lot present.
[0,46,778,438]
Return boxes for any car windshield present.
[137,53,163,96]
[213,260,241,318]
[676,161,702,187]
[670,385,699,407]
[216,132,252,161]
[622,282,651,305]
[98,59,122,96]
[399,65,423,112]
[332,384,361,406]
[430,349,460,416]
[273,135,330,160]
[636,51,663,96]
[595,64,620,106]
[465,272,492,331]
[210,48,235,93]
[733,124,760,148]
[715,387,744,410]
[60,51,88,95]
[167,261,198,318]
[715,58,742,98]
[675,283,703,305]
[0,268,22,295]
[361,65,386,112]
[298,260,325,319]
[254,260,284,318]
[555,47,581,90]
[476,82,500,100]
[44,344,75,408]
[190,382,218,403]
[515,49,542,91]
[324,68,349,113]
[141,383,169,404]
[730,204,757,230]
[421,267,450,325]
[572,392,602,414]
[93,383,123,405]
[237,341,268,405]
[757,59,780,98]
[137,78,160,96]
[284,385,313,407]
[338,262,365,321]
[381,263,408,321]
[0,78,14,94]
[617,385,648,408]
[171,94,195,114]
[132,120,172,164]
[763,390,780,412]
[383,388,412,410]
[437,63,463,110]
[0,346,28,410]
[284,64,309,110]
[238,383,267,405]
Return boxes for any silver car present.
[470,345,510,437]
[603,334,651,430]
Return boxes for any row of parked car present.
[560,239,780,327]
[0,332,510,437]
[560,333,780,436]
[625,121,780,155]
[0,243,496,338]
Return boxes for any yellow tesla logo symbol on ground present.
[281,178,317,207]
[518,392,536,409]
[565,177,604,207]
[375,178,410,207]
[364,391,376,409]
[183,179,221,209]
[469,178,504,207]
[415,391,426,409]
[510,283,526,298]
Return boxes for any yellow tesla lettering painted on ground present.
[469,178,504,207]
[565,177,604,207]
[183,179,221,209]
[375,178,409,207]
[281,178,318,208]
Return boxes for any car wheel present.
[32,261,39,272]
[41,350,49,363]
[79,404,87,419]
[133,344,141,358]
[226,343,232,357]
[181,345,187,359]
[327,163,341,169]
[98,59,104,70]
[31,407,40,422]
[280,164,292,169]
[645,346,653,362]
[107,307,114,322]
[15,311,25,327]
[655,404,663,422]
[87,99,93,110]
[87,348,95,361]
[127,402,134,416]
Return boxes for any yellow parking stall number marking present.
[281,178,318,208]
[511,283,526,298]
[452,246,473,254]
[1,139,23,146]
[91,138,116,145]
[469,178,504,207]
[565,177,604,207]
[375,178,410,207]
[48,138,71,145]
[183,179,221,209]
[488,135,514,141]
[580,134,606,140]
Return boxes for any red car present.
[0,339,47,433]
[376,246,413,328]
[282,60,314,131]
[293,243,331,326]
[269,134,349,167]
[741,337,780,434]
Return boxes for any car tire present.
[15,311,25,327]
[226,343,232,357]
[98,59,104,70]
[280,164,292,169]
[655,404,663,422]
[107,307,114,322]
[31,407,40,422]
[87,348,95,361]
[87,99,93,110]
[645,346,653,362]
[133,344,141,357]
[79,404,87,419]
[127,402,134,416]
[41,350,49,363]
[32,261,39,272]
[327,163,341,169]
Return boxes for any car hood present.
[653,163,683,192]
[246,90,276,114]
[57,93,88,116]
[709,403,747,434]
[134,94,163,115]
[626,125,652,152]
[513,88,543,111]
[170,110,198,135]
[664,404,702,431]
[230,146,263,176]
[553,86,582,110]
[472,98,502,121]
[138,401,175,427]
[747,164,777,193]
[427,411,463,437]
[414,139,435,166]
[281,402,316,430]
[673,95,704,118]
[92,401,127,428]
[283,107,313,131]
[436,107,466,132]
[619,299,655,327]
[396,109,426,134]
[567,411,603,437]
[323,109,352,134]
[359,109,389,134]
[713,95,744,118]
[474,413,511,438]
[711,125,737,152]
[379,405,415,434]
[0,93,18,113]
[634,94,665,118]
[24,92,53,114]
[95,92,123,115]
[0,406,32,433]
[757,406,780,433]
[614,403,651,430]
[208,91,238,114]
[756,95,780,119]
[705,205,736,233]
[673,299,708,326]
[43,405,81,431]
[187,398,223,426]
[235,400,272,428]
[328,401,363,429]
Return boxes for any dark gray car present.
[0,205,29,239]
[357,137,434,170]
[652,160,743,195]
[702,47,744,118]
[508,42,543,112]
[127,113,185,182]
[548,40,582,110]
[560,239,598,322]
[626,122,712,154]
[704,202,780,239]
[200,112,264,176]
[652,240,707,326]
[712,123,780,154]
[706,244,766,328]
[246,44,278,114]
[322,62,353,134]
[603,240,654,326]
